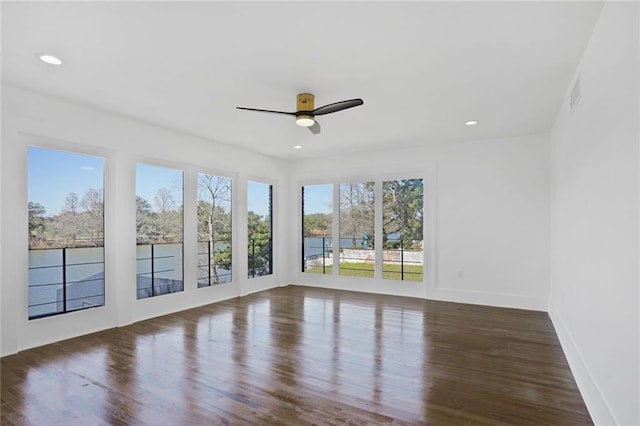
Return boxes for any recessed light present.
[465,120,479,126]
[39,54,62,65]
[293,145,303,150]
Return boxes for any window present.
[383,179,424,281]
[302,184,333,274]
[27,147,105,319]
[136,164,183,299]
[247,181,272,278]
[197,173,232,286]
[339,182,375,277]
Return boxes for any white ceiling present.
[2,1,603,160]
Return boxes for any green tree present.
[213,246,232,279]
[136,195,156,243]
[383,179,423,249]
[303,213,332,237]
[248,211,271,276]
[28,202,47,246]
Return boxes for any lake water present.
[29,247,105,318]
[29,243,231,313]
[136,243,185,298]
[28,239,380,316]
[304,236,371,259]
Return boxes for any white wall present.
[1,85,290,356]
[0,45,3,359]
[290,134,550,311]
[1,81,553,358]
[549,2,639,425]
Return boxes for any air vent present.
[570,76,581,111]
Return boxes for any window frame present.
[338,180,376,278]
[299,173,427,284]
[196,172,233,287]
[381,178,424,282]
[27,145,107,319]
[301,183,334,275]
[247,179,274,279]
[135,162,185,299]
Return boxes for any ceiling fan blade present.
[236,106,296,116]
[308,120,321,135]
[313,98,364,116]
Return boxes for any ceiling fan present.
[236,93,364,135]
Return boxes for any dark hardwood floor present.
[1,286,591,425]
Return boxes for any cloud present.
[81,166,95,171]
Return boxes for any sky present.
[303,184,332,214]
[28,147,104,216]
[28,150,184,216]
[247,181,271,217]
[136,163,183,210]
[29,147,319,219]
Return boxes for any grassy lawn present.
[306,262,423,281]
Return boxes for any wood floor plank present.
[2,286,592,425]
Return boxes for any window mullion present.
[374,180,383,279]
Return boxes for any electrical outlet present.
[458,270,464,279]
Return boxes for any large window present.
[302,184,333,274]
[247,181,272,278]
[136,164,184,299]
[339,182,375,277]
[382,179,424,281]
[27,147,105,319]
[197,173,232,286]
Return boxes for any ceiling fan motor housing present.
[296,93,314,113]
[295,93,315,126]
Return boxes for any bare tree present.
[81,188,104,245]
[197,174,232,284]
[63,192,79,214]
[154,187,181,241]
[154,187,175,213]
[339,182,375,247]
[53,192,83,244]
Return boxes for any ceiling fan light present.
[296,115,315,127]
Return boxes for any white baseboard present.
[548,305,617,425]
[427,287,548,311]
[292,277,549,311]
